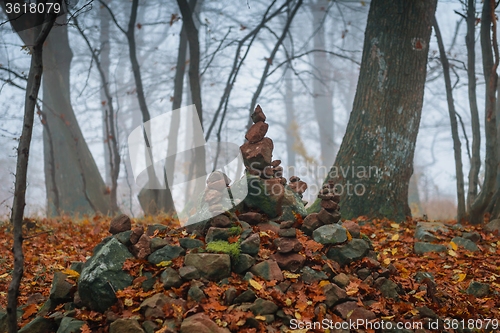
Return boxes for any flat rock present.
[238,212,262,225]
[246,121,269,143]
[415,222,449,242]
[109,214,131,235]
[313,224,347,245]
[485,219,500,234]
[240,137,273,170]
[18,317,56,333]
[249,298,279,315]
[414,242,447,255]
[466,281,490,298]
[148,245,185,265]
[150,238,169,252]
[180,313,230,333]
[179,266,200,280]
[211,215,232,228]
[240,233,260,255]
[323,283,348,308]
[250,259,283,281]
[302,266,328,284]
[270,253,305,273]
[451,236,479,252]
[327,239,370,266]
[179,238,204,249]
[273,238,303,254]
[333,301,357,319]
[57,317,86,333]
[109,318,145,333]
[78,238,134,312]
[184,253,231,281]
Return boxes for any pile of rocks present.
[270,221,305,272]
[204,171,232,217]
[317,180,341,225]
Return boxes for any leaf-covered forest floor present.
[0,215,499,332]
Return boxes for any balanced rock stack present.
[204,171,232,217]
[317,180,341,225]
[288,175,308,206]
[240,105,287,218]
[301,180,340,236]
[270,220,305,273]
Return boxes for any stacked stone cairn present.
[301,180,341,236]
[270,220,305,273]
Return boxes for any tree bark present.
[311,0,437,221]
[7,14,56,333]
[433,17,466,223]
[466,0,481,211]
[469,0,498,224]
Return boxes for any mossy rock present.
[206,240,241,259]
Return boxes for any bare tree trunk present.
[100,0,112,185]
[469,0,498,224]
[433,17,466,223]
[311,0,437,221]
[284,66,296,171]
[466,0,481,211]
[73,15,121,215]
[7,15,56,333]
[312,0,335,169]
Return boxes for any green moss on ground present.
[206,240,241,259]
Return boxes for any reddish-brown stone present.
[342,220,360,238]
[109,214,131,235]
[251,105,266,123]
[321,199,338,211]
[238,212,262,225]
[301,213,323,235]
[318,208,341,225]
[130,227,144,245]
[270,253,305,273]
[240,137,273,170]
[245,121,269,143]
[271,159,281,167]
[273,238,303,254]
[212,215,232,228]
[288,180,308,195]
[131,234,152,259]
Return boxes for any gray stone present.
[206,227,234,243]
[240,233,260,255]
[179,266,200,280]
[323,283,348,308]
[179,238,204,249]
[332,273,350,288]
[146,224,167,236]
[234,289,256,304]
[250,260,283,281]
[414,271,435,282]
[150,238,169,252]
[69,262,84,274]
[114,230,132,247]
[224,288,237,305]
[92,236,112,254]
[415,222,449,242]
[377,278,400,299]
[278,228,297,238]
[18,317,56,333]
[78,238,134,312]
[56,317,85,333]
[466,281,490,298]
[50,272,73,302]
[184,253,231,281]
[462,232,481,243]
[109,318,145,333]
[249,298,279,315]
[485,219,500,234]
[142,321,158,333]
[313,225,347,245]
[180,313,230,333]
[237,174,283,218]
[417,306,438,319]
[140,293,170,318]
[414,242,447,255]
[232,254,255,274]
[161,268,183,289]
[301,266,328,284]
[188,286,206,302]
[148,245,185,265]
[451,236,479,252]
[327,239,370,266]
[141,272,156,292]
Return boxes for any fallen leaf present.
[249,278,263,290]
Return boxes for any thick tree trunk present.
[312,0,437,221]
[433,17,466,223]
[466,0,481,211]
[7,15,56,333]
[469,0,498,224]
[312,0,335,169]
[42,15,112,215]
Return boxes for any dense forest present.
[1,0,500,332]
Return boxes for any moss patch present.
[206,240,241,259]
